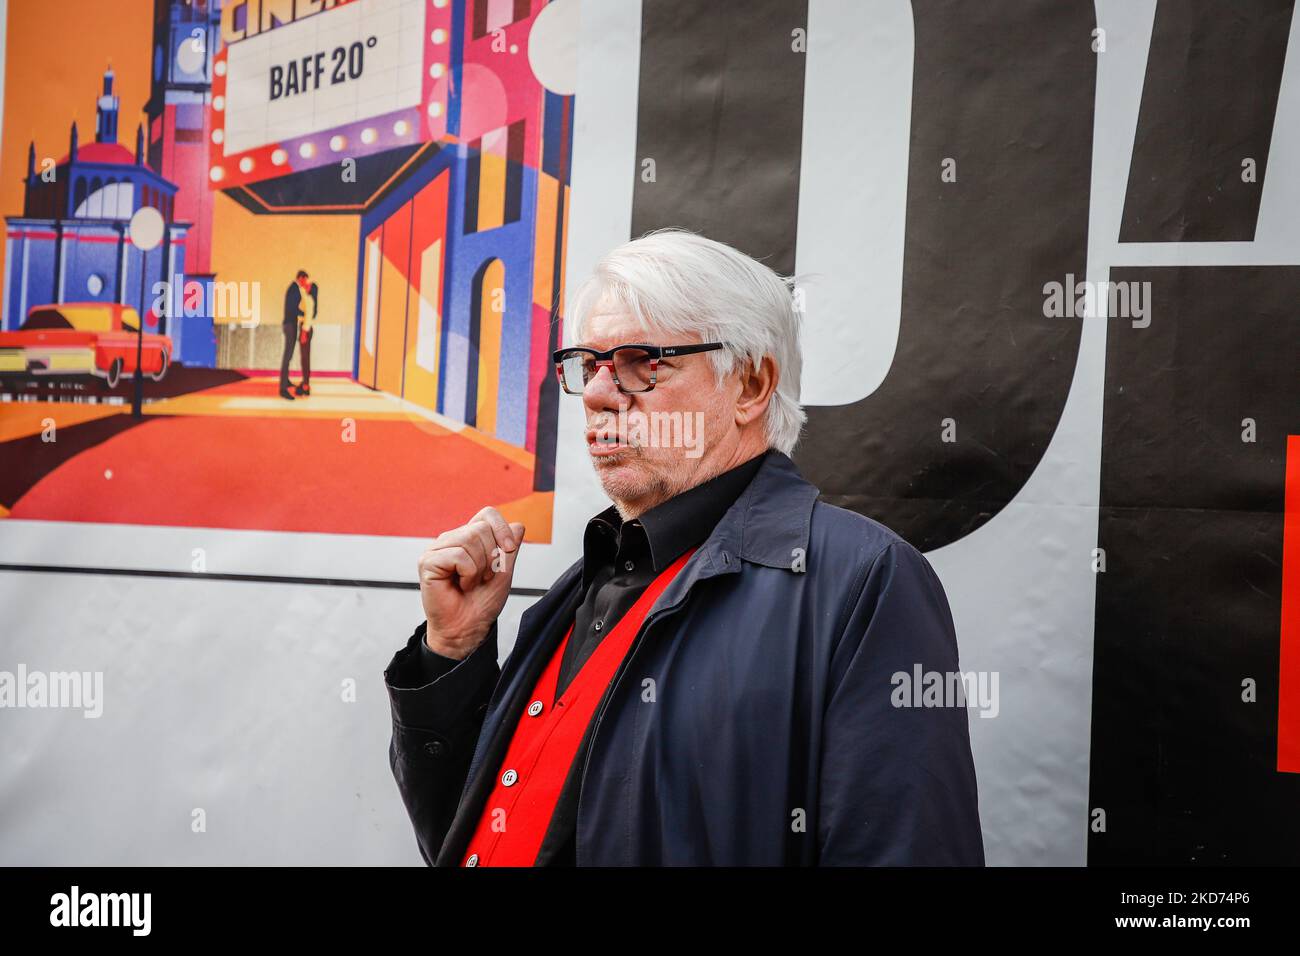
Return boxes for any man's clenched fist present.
[418,507,525,660]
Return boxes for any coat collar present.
[582,449,767,581]
[583,448,820,579]
[517,449,819,642]
[632,448,822,616]
[698,448,820,570]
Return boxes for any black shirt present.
[413,450,769,864]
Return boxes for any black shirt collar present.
[582,450,771,586]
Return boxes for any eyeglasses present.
[552,342,725,395]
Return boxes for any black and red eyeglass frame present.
[551,342,725,394]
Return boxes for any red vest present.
[461,546,696,866]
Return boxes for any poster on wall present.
[0,0,575,544]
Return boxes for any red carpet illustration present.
[8,414,532,536]
[1,374,550,538]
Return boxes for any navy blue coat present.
[384,450,985,866]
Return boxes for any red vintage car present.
[0,302,171,388]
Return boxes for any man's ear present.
[735,356,778,427]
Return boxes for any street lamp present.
[127,205,164,419]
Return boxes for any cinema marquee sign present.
[210,0,454,188]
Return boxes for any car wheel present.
[150,350,169,382]
[104,358,123,390]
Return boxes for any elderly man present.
[383,229,984,866]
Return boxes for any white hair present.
[564,228,807,456]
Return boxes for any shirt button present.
[465,853,479,867]
[527,700,544,717]
[423,740,446,757]
[623,560,634,572]
[501,769,518,786]
[594,619,603,632]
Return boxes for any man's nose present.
[582,363,626,412]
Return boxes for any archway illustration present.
[465,257,504,434]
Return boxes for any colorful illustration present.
[0,0,575,540]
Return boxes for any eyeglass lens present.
[560,347,654,392]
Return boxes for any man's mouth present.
[587,426,628,455]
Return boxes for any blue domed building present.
[2,66,213,366]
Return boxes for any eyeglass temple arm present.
[658,343,723,357]
[552,342,724,362]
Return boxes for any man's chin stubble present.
[591,451,675,515]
